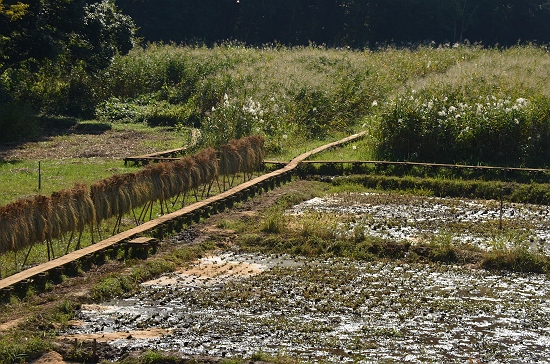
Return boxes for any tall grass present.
[9,43,550,167]
[95,43,477,153]
[373,45,550,167]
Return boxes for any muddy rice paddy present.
[63,192,550,363]
[288,192,550,254]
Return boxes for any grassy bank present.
[3,44,550,205]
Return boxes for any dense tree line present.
[1,0,550,144]
[1,0,135,135]
[0,0,134,73]
[118,0,550,47]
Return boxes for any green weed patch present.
[333,175,550,205]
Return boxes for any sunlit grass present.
[0,159,139,205]
[2,44,550,278]
[99,43,476,150]
[375,45,550,166]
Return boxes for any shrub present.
[375,89,550,167]
[0,101,39,143]
[482,246,550,274]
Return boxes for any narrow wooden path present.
[300,160,550,174]
[124,146,189,166]
[0,132,366,297]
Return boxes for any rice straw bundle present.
[193,147,218,186]
[51,188,79,237]
[0,205,13,254]
[91,180,112,225]
[50,191,68,242]
[108,174,133,218]
[192,147,219,197]
[71,184,95,234]
[15,199,35,252]
[219,143,242,176]
[145,162,168,203]
[125,172,151,210]
[235,138,256,178]
[31,194,51,244]
[0,200,33,254]
[248,135,265,172]
[188,157,203,199]
[160,161,178,200]
[171,156,195,206]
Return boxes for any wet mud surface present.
[63,253,550,363]
[288,192,550,253]
[61,192,550,363]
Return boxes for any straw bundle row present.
[0,139,265,256]
[219,135,265,177]
[50,184,95,239]
[193,148,218,187]
[0,184,95,255]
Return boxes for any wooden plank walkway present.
[300,160,550,173]
[124,147,189,166]
[0,131,367,294]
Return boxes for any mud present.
[288,192,550,253]
[63,253,550,363]
[60,192,550,363]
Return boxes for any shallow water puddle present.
[288,192,550,253]
[142,253,267,287]
[63,253,550,363]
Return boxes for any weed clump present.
[482,247,550,274]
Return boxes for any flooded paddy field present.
[65,252,550,363]
[287,192,550,254]
[62,192,550,363]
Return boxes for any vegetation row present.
[331,175,550,206]
[0,135,264,258]
[4,44,550,169]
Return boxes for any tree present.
[0,0,29,70]
[0,0,135,73]
[74,0,135,71]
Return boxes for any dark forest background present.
[118,0,550,47]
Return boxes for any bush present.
[0,101,39,143]
[482,246,550,273]
[375,89,550,167]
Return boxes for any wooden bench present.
[123,237,159,259]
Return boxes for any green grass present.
[4,44,550,204]
[0,121,192,205]
[0,334,52,364]
[331,175,550,205]
[0,159,138,205]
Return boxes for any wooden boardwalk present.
[0,132,366,297]
[300,160,550,174]
[124,147,189,166]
